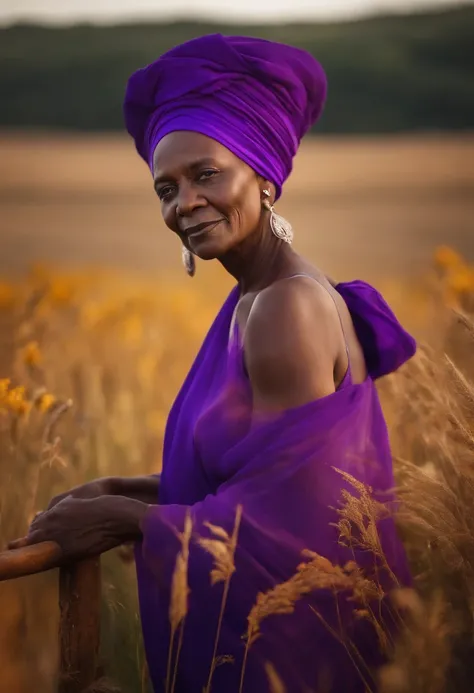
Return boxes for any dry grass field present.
[1,133,473,283]
[0,134,473,693]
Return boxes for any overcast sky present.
[0,0,468,25]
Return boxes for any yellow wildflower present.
[446,266,474,295]
[17,400,32,416]
[434,245,462,271]
[0,378,11,397]
[4,386,30,415]
[36,393,56,413]
[48,276,75,305]
[23,341,42,367]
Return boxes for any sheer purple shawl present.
[135,281,416,693]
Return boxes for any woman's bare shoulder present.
[242,276,344,411]
[247,274,339,332]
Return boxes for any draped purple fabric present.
[123,34,327,198]
[134,280,416,693]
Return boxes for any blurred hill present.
[0,6,473,134]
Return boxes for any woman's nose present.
[176,183,206,217]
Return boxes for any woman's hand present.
[46,477,114,510]
[111,475,160,505]
[46,474,160,511]
[8,495,150,562]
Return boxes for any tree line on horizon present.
[0,5,473,134]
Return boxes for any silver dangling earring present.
[262,189,293,244]
[181,245,196,277]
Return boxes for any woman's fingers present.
[8,530,44,550]
[7,537,29,550]
[47,493,67,511]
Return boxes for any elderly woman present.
[10,35,415,692]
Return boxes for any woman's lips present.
[187,219,223,239]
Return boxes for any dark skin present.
[8,131,367,557]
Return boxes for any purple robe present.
[135,280,416,693]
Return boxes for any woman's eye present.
[198,169,218,181]
[157,185,175,201]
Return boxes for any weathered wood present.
[59,558,101,693]
[0,543,103,690]
[0,541,62,581]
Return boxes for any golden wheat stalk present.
[198,505,242,693]
[264,662,286,693]
[167,511,192,693]
[239,549,383,693]
[333,468,400,587]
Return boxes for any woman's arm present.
[45,474,161,510]
[109,474,160,505]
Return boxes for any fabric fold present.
[123,34,327,198]
[337,280,416,379]
[135,280,416,693]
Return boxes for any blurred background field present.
[1,2,474,692]
[1,133,474,286]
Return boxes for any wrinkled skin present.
[45,477,113,510]
[153,130,267,262]
[7,476,159,558]
[9,495,145,560]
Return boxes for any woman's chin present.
[194,248,221,261]
[190,237,229,261]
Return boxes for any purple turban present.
[123,34,327,199]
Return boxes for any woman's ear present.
[257,177,275,200]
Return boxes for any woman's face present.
[152,131,265,260]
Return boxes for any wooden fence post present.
[0,542,102,693]
[59,557,101,693]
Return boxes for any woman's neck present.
[219,228,296,296]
